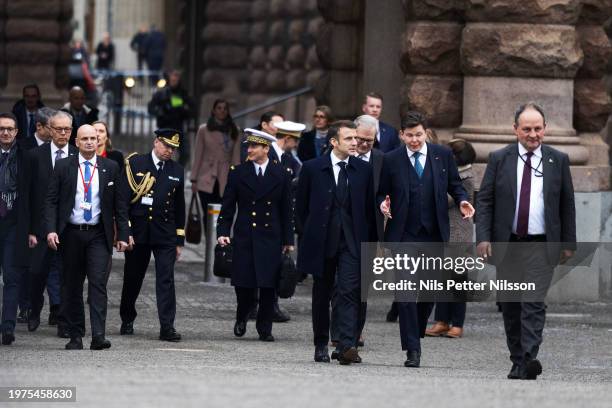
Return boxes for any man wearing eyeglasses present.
[0,113,32,346]
[477,102,576,380]
[26,110,77,337]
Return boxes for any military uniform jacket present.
[117,153,186,246]
[217,161,294,288]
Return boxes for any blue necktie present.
[413,151,424,178]
[83,161,92,221]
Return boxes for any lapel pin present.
[549,158,553,163]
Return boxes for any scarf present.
[0,145,19,217]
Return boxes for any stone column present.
[314,0,364,118]
[399,0,465,141]
[454,1,604,188]
[0,0,72,111]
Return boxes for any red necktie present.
[516,152,533,237]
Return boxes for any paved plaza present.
[2,253,611,407]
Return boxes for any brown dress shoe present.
[425,321,449,337]
[445,326,463,338]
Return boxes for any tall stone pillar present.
[399,0,465,141]
[454,1,609,190]
[0,0,72,111]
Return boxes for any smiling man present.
[377,111,474,368]
[476,102,576,380]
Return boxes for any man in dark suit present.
[377,111,474,367]
[117,129,186,342]
[296,120,375,365]
[297,105,333,162]
[476,102,576,380]
[0,113,32,346]
[217,129,294,342]
[11,84,45,141]
[18,107,54,151]
[362,92,400,153]
[26,110,78,335]
[60,86,99,146]
[44,124,127,350]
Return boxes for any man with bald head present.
[61,86,99,145]
[44,124,129,350]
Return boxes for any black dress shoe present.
[120,321,134,335]
[57,326,70,338]
[338,347,358,365]
[404,350,421,368]
[233,320,247,337]
[314,346,330,363]
[65,337,83,350]
[90,336,111,350]
[386,304,398,323]
[272,305,290,323]
[17,309,28,324]
[258,334,275,342]
[48,305,59,326]
[28,315,41,332]
[1,331,15,345]
[524,359,542,380]
[159,327,182,342]
[353,352,362,363]
[507,363,522,379]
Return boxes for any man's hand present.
[218,236,231,246]
[459,201,475,219]
[559,249,574,265]
[283,245,294,254]
[176,246,183,261]
[28,234,38,248]
[116,241,129,252]
[127,236,135,251]
[47,233,60,251]
[476,241,492,260]
[380,195,392,219]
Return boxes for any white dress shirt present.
[272,142,284,162]
[34,133,45,146]
[50,142,70,168]
[330,151,349,185]
[513,144,545,235]
[406,143,427,170]
[357,151,371,162]
[70,154,101,225]
[151,150,164,170]
[254,159,269,176]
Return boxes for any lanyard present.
[78,162,98,196]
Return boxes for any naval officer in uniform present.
[117,128,186,342]
[217,129,294,342]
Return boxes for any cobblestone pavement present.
[1,257,611,408]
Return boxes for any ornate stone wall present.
[198,0,322,122]
[0,0,73,111]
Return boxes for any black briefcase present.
[185,195,202,244]
[277,253,300,299]
[213,243,233,279]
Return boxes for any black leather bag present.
[277,253,300,299]
[185,195,202,244]
[213,243,233,278]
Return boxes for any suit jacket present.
[368,148,385,241]
[217,161,294,288]
[27,143,78,238]
[116,153,186,246]
[297,129,329,162]
[12,99,45,140]
[104,150,124,171]
[44,154,126,252]
[190,124,241,195]
[296,153,375,278]
[476,143,576,264]
[375,121,400,153]
[18,136,41,151]
[377,143,468,243]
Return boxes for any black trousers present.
[312,239,360,351]
[29,244,66,323]
[434,302,466,327]
[120,243,177,329]
[498,240,553,365]
[60,225,110,338]
[235,286,274,336]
